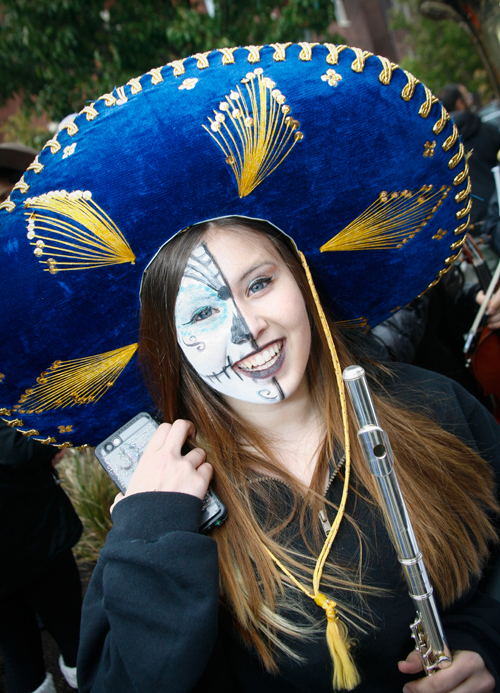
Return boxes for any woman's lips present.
[233,339,285,380]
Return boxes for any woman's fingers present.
[124,419,211,500]
[401,650,495,693]
[160,419,196,454]
[398,650,424,675]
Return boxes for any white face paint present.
[175,243,284,403]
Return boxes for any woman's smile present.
[234,338,286,379]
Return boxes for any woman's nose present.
[230,312,252,344]
[230,307,267,345]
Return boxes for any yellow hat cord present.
[263,251,360,691]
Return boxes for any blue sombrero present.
[0,43,470,448]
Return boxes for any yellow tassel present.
[315,593,361,690]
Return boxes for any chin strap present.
[263,252,360,691]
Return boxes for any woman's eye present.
[248,277,273,295]
[189,306,218,323]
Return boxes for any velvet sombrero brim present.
[0,43,470,447]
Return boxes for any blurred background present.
[0,0,499,151]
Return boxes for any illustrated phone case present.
[95,412,227,533]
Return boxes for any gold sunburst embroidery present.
[320,185,451,252]
[203,68,303,198]
[24,190,135,273]
[15,344,138,413]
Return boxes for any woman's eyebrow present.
[238,261,275,283]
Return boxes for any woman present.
[74,215,499,693]
[0,43,499,692]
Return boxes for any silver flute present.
[342,365,452,674]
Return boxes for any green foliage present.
[0,109,51,149]
[0,0,342,123]
[390,1,492,103]
[58,448,117,561]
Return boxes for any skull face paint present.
[175,243,284,403]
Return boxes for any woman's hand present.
[399,649,495,692]
[111,420,212,511]
[476,287,500,330]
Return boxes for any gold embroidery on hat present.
[81,103,98,120]
[59,120,78,136]
[271,43,291,61]
[7,418,23,427]
[448,142,465,169]
[179,78,198,90]
[433,106,450,135]
[16,344,138,413]
[432,229,447,240]
[62,143,77,159]
[335,317,369,332]
[168,59,186,76]
[99,92,117,107]
[324,43,348,65]
[456,196,472,220]
[219,47,238,64]
[351,48,372,72]
[43,137,61,155]
[24,190,135,273]
[204,68,303,198]
[320,185,451,252]
[246,45,263,63]
[0,198,15,212]
[298,42,318,61]
[21,429,40,437]
[116,86,127,104]
[193,51,211,69]
[38,437,57,445]
[401,71,419,101]
[442,123,459,151]
[378,56,398,85]
[454,216,470,235]
[453,151,471,185]
[127,77,142,94]
[455,178,471,203]
[58,425,73,433]
[423,141,436,157]
[13,176,29,193]
[147,67,164,84]
[418,86,438,119]
[27,155,44,174]
[450,235,467,251]
[321,69,342,87]
[445,251,460,264]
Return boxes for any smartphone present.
[95,412,227,534]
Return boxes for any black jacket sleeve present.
[77,491,221,693]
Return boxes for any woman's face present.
[174,226,311,405]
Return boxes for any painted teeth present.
[239,342,282,371]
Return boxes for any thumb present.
[476,289,486,306]
[398,649,424,675]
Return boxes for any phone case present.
[95,412,227,533]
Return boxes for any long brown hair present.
[139,217,499,671]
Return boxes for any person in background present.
[438,84,500,234]
[0,143,82,693]
[0,421,82,693]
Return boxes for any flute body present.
[342,365,452,675]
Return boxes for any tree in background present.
[0,0,341,132]
[390,0,492,105]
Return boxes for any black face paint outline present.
[177,242,284,402]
